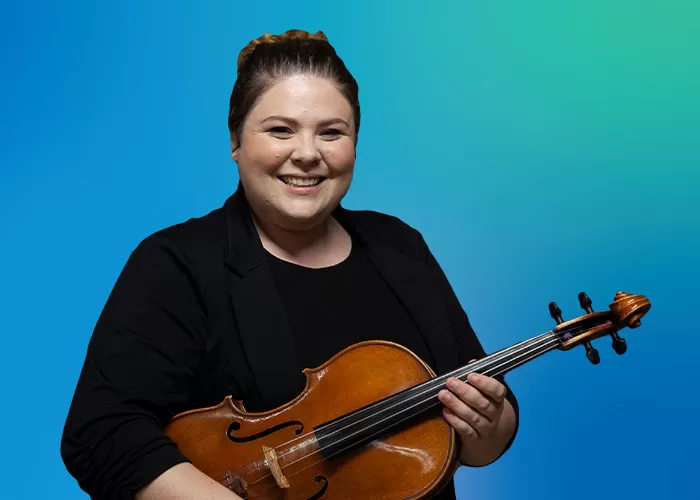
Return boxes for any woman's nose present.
[290,134,322,165]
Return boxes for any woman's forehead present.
[247,75,354,123]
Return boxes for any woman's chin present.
[274,205,330,230]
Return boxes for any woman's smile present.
[278,175,327,194]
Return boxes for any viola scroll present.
[549,291,651,364]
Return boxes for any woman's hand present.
[438,365,516,466]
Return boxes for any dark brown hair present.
[228,30,360,149]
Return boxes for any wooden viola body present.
[165,341,459,499]
[165,291,651,499]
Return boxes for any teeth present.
[280,176,323,187]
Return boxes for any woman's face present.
[232,74,356,232]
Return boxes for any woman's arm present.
[136,463,243,500]
[61,234,215,499]
[459,398,517,466]
[439,374,518,467]
[415,231,521,464]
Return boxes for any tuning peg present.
[584,341,600,364]
[578,292,594,313]
[549,302,564,324]
[575,294,601,363]
[579,292,627,355]
[611,332,627,354]
[551,299,600,364]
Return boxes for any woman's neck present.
[252,212,352,269]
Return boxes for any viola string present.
[281,332,557,455]
[243,335,561,490]
[239,332,561,488]
[227,331,554,481]
[223,319,609,488]
[221,326,573,485]
[277,336,559,466]
[275,331,556,457]
[234,337,548,496]
[230,332,559,486]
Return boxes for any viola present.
[164,291,651,499]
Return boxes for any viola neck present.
[449,330,560,381]
[313,331,560,457]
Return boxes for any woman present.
[61,29,519,499]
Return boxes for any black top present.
[60,186,519,500]
[266,242,466,498]
[266,241,436,376]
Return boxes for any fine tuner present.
[548,291,649,365]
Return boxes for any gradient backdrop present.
[1,1,698,498]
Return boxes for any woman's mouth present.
[278,176,325,187]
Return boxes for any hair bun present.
[237,29,330,71]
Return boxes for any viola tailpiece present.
[164,291,650,499]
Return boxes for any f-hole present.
[309,476,329,499]
[227,420,304,443]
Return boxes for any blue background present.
[2,1,698,498]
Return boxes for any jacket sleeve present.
[60,234,209,499]
[415,231,520,462]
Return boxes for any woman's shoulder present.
[130,203,230,273]
[340,207,416,232]
[336,207,427,256]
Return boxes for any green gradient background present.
[1,1,698,498]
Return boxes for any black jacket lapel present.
[335,208,460,376]
[223,188,302,410]
[221,187,460,412]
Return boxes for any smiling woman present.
[60,29,519,500]
[228,32,360,268]
[232,73,357,268]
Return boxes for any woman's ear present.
[230,133,240,162]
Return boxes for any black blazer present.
[61,185,519,499]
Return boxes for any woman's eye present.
[269,127,292,134]
[322,129,341,137]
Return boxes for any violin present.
[164,291,651,499]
